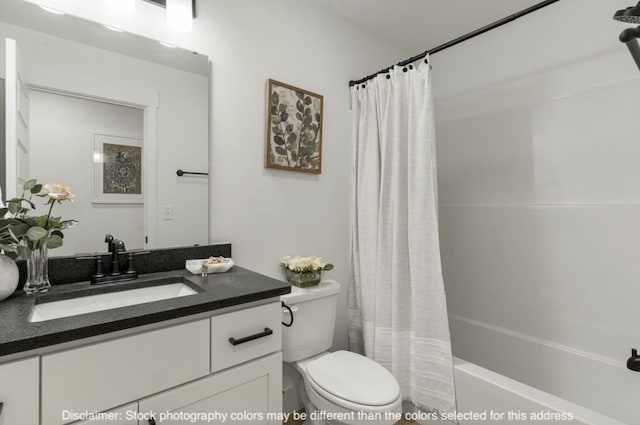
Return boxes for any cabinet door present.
[0,357,38,425]
[75,403,138,425]
[139,352,282,425]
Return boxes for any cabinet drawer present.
[0,357,39,425]
[140,352,282,425]
[42,319,210,425]
[211,302,281,373]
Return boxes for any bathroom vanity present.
[0,252,290,425]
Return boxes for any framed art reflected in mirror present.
[92,134,143,204]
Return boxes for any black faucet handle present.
[75,252,109,260]
[122,249,150,256]
[123,250,150,275]
[75,253,107,279]
[628,348,640,372]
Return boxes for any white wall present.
[30,90,144,256]
[432,0,640,423]
[0,20,209,251]
[26,0,409,352]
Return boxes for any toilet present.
[281,280,402,425]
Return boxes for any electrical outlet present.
[162,205,174,221]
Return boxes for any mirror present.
[0,0,210,257]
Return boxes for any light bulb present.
[167,0,193,32]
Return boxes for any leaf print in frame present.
[265,79,323,174]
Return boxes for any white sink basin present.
[29,283,198,323]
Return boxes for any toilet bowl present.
[281,281,402,425]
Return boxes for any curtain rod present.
[349,0,561,87]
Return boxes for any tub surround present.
[0,243,291,357]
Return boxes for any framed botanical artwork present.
[265,79,323,174]
[92,134,143,204]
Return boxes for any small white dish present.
[186,258,235,275]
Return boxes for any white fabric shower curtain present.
[348,62,456,415]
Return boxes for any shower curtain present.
[348,61,456,415]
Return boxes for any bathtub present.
[425,358,628,425]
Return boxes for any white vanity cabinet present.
[29,299,283,425]
[0,357,39,425]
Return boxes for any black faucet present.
[76,235,148,284]
[628,349,640,372]
[105,234,126,275]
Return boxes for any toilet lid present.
[306,351,400,406]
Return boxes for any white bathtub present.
[425,358,628,425]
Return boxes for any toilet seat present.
[305,351,401,411]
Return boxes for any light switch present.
[162,205,174,221]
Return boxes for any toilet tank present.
[280,280,340,363]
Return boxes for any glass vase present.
[285,269,322,288]
[24,244,51,294]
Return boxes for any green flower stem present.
[38,200,56,250]
[45,200,55,230]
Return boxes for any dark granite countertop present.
[0,266,291,357]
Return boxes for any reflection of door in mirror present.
[3,37,31,201]
[30,90,145,256]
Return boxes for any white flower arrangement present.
[281,256,334,273]
[0,179,77,260]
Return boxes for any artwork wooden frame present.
[265,79,323,174]
[92,133,143,204]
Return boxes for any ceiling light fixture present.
[104,25,125,32]
[167,0,193,32]
[105,0,136,15]
[39,5,65,15]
